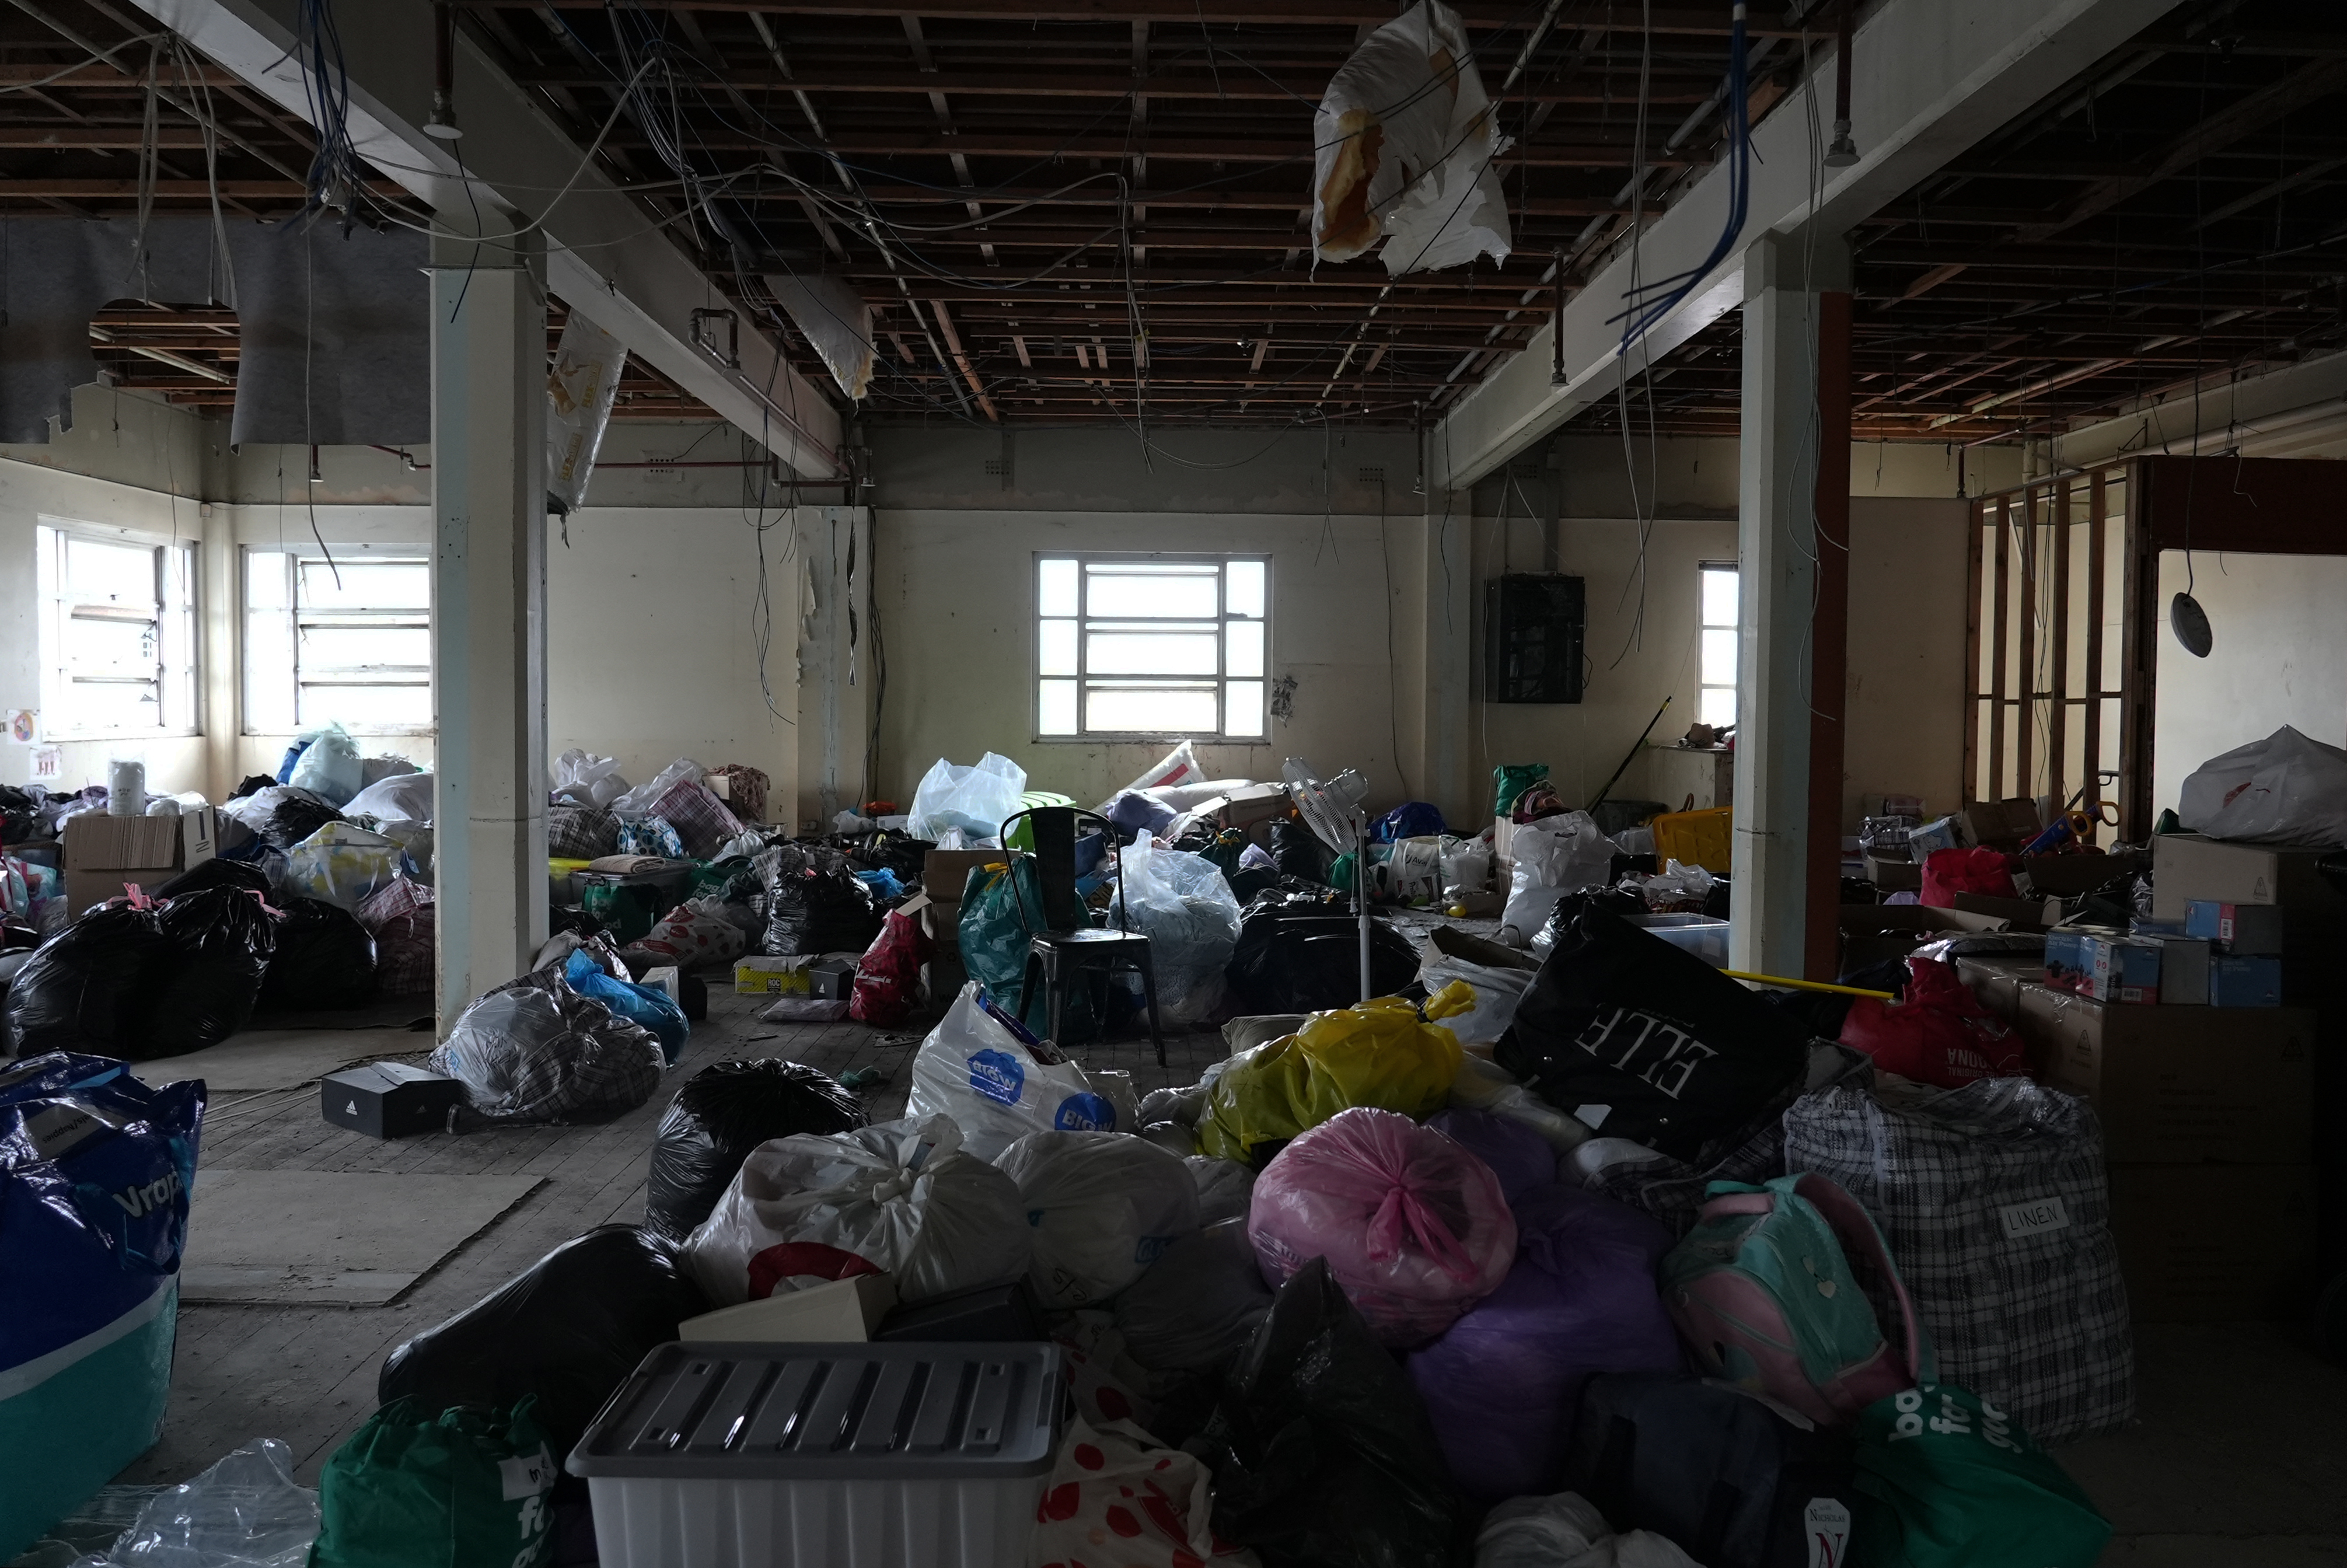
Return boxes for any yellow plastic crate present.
[1651,807,1733,875]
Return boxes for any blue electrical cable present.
[1611,0,1751,356]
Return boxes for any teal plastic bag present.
[1492,763,1549,817]
[564,949,687,1063]
[957,858,1044,1021]
[310,1396,557,1568]
[1852,1382,2112,1568]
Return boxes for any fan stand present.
[1353,818,1372,1003]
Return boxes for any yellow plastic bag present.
[1195,983,1473,1164]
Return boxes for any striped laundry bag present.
[356,875,436,996]
[1783,1076,2133,1445]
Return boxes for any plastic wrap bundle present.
[907,752,1027,844]
[1249,1106,1517,1347]
[1113,839,1242,1023]
[221,785,345,852]
[644,1059,867,1242]
[681,1113,1032,1308]
[762,843,882,957]
[994,1130,1203,1309]
[1194,989,1469,1167]
[144,887,278,1060]
[288,722,364,806]
[378,1225,708,1460]
[256,898,378,1012]
[1407,1185,1682,1503]
[430,970,663,1125]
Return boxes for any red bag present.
[850,908,931,1025]
[1839,956,2028,1088]
[1919,846,2019,908]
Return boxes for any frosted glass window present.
[1035,554,1269,739]
[1698,562,1738,734]
[36,525,196,739]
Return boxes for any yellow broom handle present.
[1721,969,1895,1001]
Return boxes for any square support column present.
[1730,236,1849,979]
[431,229,549,1033]
[1420,481,1474,827]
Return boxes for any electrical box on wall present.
[1484,573,1585,703]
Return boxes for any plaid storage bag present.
[1783,1076,2133,1445]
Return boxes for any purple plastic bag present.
[1406,1183,1683,1502]
[1426,1106,1555,1206]
[1250,1106,1515,1348]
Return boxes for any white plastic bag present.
[1451,1052,1590,1154]
[551,748,630,809]
[682,1113,1031,1307]
[1500,811,1620,944]
[907,983,1138,1161]
[907,752,1028,844]
[546,310,626,514]
[2178,724,2347,847]
[1420,955,1535,1043]
[610,757,703,817]
[1115,838,1244,1024]
[342,771,434,823]
[1186,1153,1256,1225]
[65,1437,319,1568]
[766,270,875,401]
[994,1130,1202,1308]
[1031,1414,1263,1568]
[1475,1492,1700,1568]
[287,722,362,807]
[359,755,417,788]
[1312,0,1512,277]
[285,822,407,910]
[1439,833,1493,893]
[1116,739,1204,799]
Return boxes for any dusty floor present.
[12,931,2347,1565]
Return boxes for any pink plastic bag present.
[1248,1106,1516,1348]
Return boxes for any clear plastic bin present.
[1631,912,1731,969]
[568,1341,1061,1568]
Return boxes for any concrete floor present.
[12,931,2346,1565]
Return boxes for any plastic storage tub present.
[1631,912,1731,969]
[568,1340,1062,1568]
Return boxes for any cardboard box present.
[923,848,1008,905]
[2017,851,2124,897]
[1947,892,2065,930]
[62,808,216,915]
[2157,937,2212,1007]
[1206,783,1293,832]
[1953,954,2042,1022]
[1958,798,2043,851]
[809,956,858,1000]
[2108,1162,2318,1322]
[734,955,816,995]
[319,1063,464,1139]
[2013,983,2315,1164]
[2079,933,2160,1004]
[2184,899,2285,956]
[1864,853,1922,892]
[2151,834,2338,918]
[2043,927,2107,992]
[2210,955,2283,1008]
[1838,905,2007,973]
[679,1274,898,1343]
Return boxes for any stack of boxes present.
[1986,832,2347,1321]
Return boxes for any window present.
[1035,555,1268,741]
[244,549,432,733]
[1698,561,1738,729]
[35,525,198,738]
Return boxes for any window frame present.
[1032,551,1271,743]
[240,544,435,737]
[1697,559,1740,731]
[34,521,201,742]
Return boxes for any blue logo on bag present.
[1133,1234,1176,1268]
[969,1049,1025,1106]
[1053,1092,1115,1132]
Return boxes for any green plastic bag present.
[310,1396,557,1568]
[1492,763,1549,817]
[1852,1382,2111,1568]
[957,858,1045,1019]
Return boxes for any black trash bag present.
[644,1059,868,1241]
[1225,893,1416,1014]
[1270,819,1330,883]
[257,896,378,1012]
[240,785,345,851]
[142,887,278,1059]
[0,784,36,843]
[226,773,278,801]
[378,1225,710,1461]
[1560,1371,1857,1568]
[2,903,174,1058]
[1191,1258,1473,1568]
[762,845,882,956]
[1497,898,1810,1161]
[152,857,274,901]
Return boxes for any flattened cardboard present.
[2108,1162,2318,1323]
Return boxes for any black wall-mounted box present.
[320,1062,464,1139]
[1485,573,1586,703]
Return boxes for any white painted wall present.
[2153,550,2347,815]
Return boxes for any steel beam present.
[130,0,845,479]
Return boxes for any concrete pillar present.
[1420,484,1475,828]
[431,229,549,1033]
[1730,235,1849,978]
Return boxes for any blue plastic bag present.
[564,949,688,1064]
[854,867,905,900]
[0,1052,205,1560]
[1374,801,1448,843]
[274,736,312,784]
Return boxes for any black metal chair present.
[997,806,1166,1064]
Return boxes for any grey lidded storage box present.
[567,1340,1062,1568]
